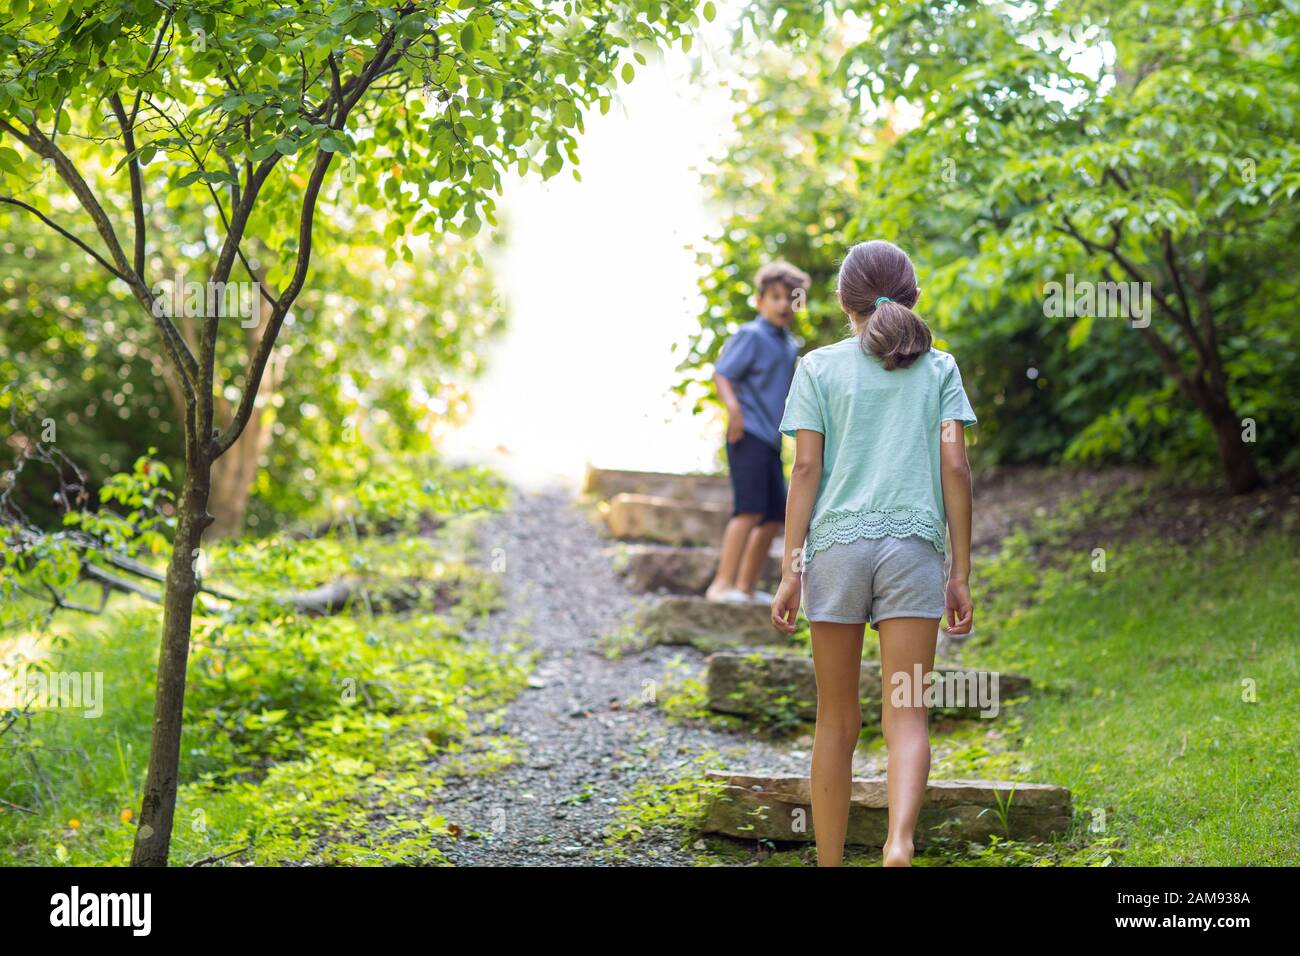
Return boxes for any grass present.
[960,526,1299,865]
[0,511,535,866]
[7,463,1295,866]
[627,472,1299,866]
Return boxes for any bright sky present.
[439,5,745,491]
[439,7,1107,492]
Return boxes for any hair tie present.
[875,296,892,307]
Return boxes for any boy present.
[706,260,809,603]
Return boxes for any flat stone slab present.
[584,465,733,507]
[707,651,1031,724]
[604,492,732,547]
[637,596,788,651]
[703,771,1072,847]
[606,543,783,594]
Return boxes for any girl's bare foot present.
[881,836,914,866]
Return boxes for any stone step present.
[703,771,1072,847]
[636,596,788,652]
[707,651,1031,724]
[604,492,732,547]
[606,543,784,594]
[583,464,732,507]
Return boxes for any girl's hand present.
[772,573,801,634]
[945,577,973,635]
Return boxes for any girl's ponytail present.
[837,240,932,370]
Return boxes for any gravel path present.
[429,482,815,866]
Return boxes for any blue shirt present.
[714,315,800,451]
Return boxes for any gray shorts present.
[802,534,946,630]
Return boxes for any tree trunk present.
[129,459,212,866]
[207,414,270,537]
[206,259,283,538]
[1205,398,1262,494]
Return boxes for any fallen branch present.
[264,576,454,617]
[189,845,252,867]
[280,511,446,542]
[78,563,162,604]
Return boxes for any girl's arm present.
[939,419,974,633]
[772,428,823,633]
[783,428,823,576]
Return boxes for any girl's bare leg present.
[809,620,866,866]
[876,616,940,866]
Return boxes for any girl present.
[771,239,977,867]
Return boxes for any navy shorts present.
[725,431,786,523]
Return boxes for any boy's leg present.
[707,513,764,599]
[736,520,781,594]
[707,433,767,599]
[735,438,787,594]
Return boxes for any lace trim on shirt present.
[800,507,946,567]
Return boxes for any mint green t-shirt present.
[777,340,977,565]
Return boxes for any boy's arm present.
[714,330,758,443]
[713,371,745,443]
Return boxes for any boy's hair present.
[754,260,811,297]
[837,240,932,370]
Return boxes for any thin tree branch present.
[0,118,199,391]
[130,13,175,128]
[0,196,130,281]
[211,17,415,458]
[213,148,334,457]
[108,93,148,278]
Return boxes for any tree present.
[794,0,1299,489]
[702,1,1300,486]
[1,199,505,537]
[1,0,697,865]
[674,31,874,412]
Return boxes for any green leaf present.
[354,11,377,36]
[460,22,478,52]
[1067,315,1094,351]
